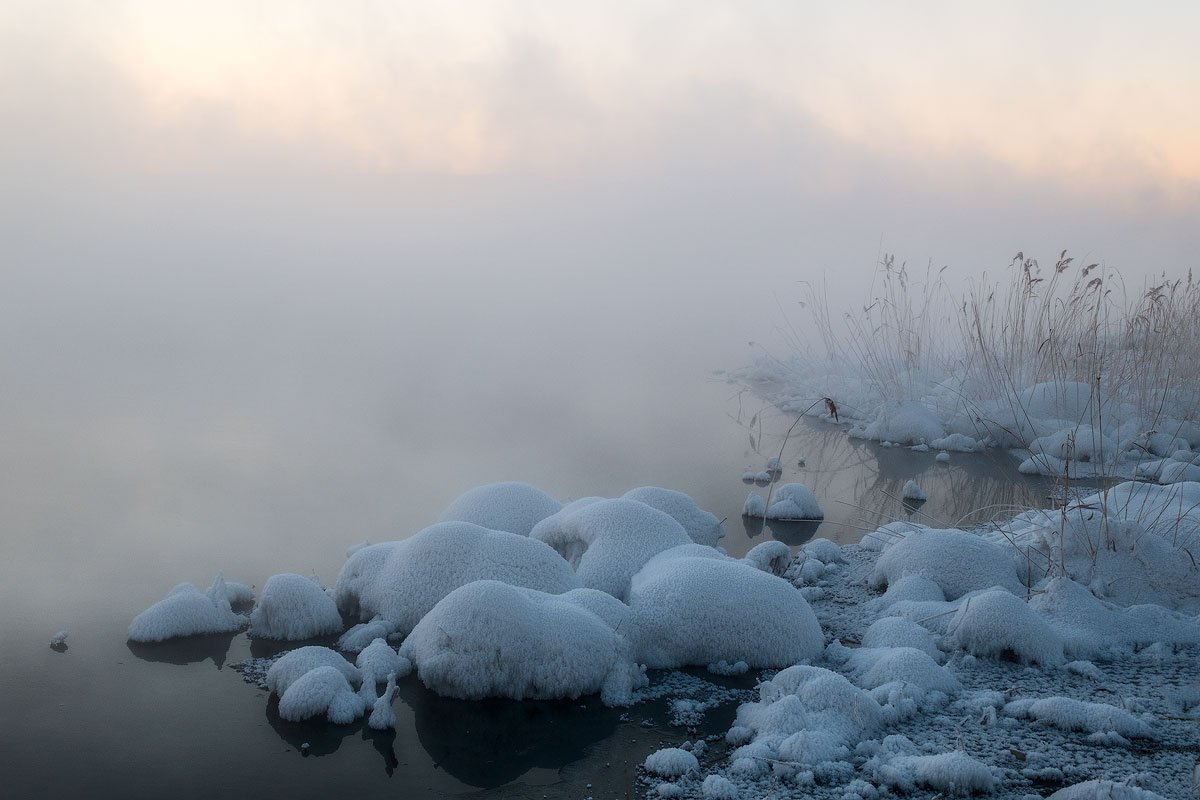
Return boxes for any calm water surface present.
[2,369,1059,799]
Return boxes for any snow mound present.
[333,521,579,634]
[630,556,823,669]
[742,492,766,517]
[530,498,690,601]
[399,581,645,706]
[622,486,725,547]
[867,735,995,794]
[437,481,562,536]
[801,538,844,564]
[249,573,343,641]
[743,540,792,576]
[763,482,823,519]
[844,647,961,694]
[265,646,361,695]
[643,747,699,778]
[1004,696,1153,738]
[223,581,255,605]
[901,480,927,501]
[851,401,946,445]
[127,575,247,643]
[870,574,946,610]
[950,588,1064,665]
[700,774,738,800]
[355,638,410,684]
[1048,780,1169,800]
[277,665,366,724]
[862,617,943,661]
[870,528,1024,599]
[336,617,396,653]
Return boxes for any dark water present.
[0,378,1059,799]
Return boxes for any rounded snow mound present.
[621,486,725,547]
[356,638,411,684]
[400,580,645,706]
[266,645,361,695]
[630,557,823,669]
[743,540,792,576]
[862,617,944,662]
[852,401,945,446]
[128,575,247,643]
[1048,780,1168,800]
[530,498,691,601]
[333,521,580,635]
[870,528,1024,599]
[951,588,1064,665]
[845,646,961,694]
[643,747,698,778]
[764,483,823,520]
[740,665,883,749]
[277,665,366,724]
[249,573,343,641]
[437,481,562,536]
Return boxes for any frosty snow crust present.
[132,479,1200,796]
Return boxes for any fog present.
[3,2,1199,617]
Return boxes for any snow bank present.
[128,575,247,643]
[399,581,645,706]
[869,528,1024,599]
[530,498,690,601]
[850,401,946,446]
[265,645,361,695]
[277,665,366,724]
[248,573,343,641]
[950,588,1065,665]
[622,487,725,547]
[437,481,561,536]
[333,521,579,633]
[629,556,823,669]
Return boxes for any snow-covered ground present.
[135,479,1200,798]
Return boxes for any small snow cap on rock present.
[901,480,927,501]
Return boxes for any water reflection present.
[398,681,620,789]
[126,634,236,668]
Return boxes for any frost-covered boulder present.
[333,522,580,634]
[801,538,844,564]
[844,647,961,694]
[866,735,995,794]
[743,540,792,576]
[901,480,927,501]
[356,638,411,685]
[530,499,690,601]
[1048,780,1169,800]
[869,574,946,611]
[437,481,562,536]
[1004,696,1153,738]
[870,528,1024,599]
[265,645,361,695]
[762,482,823,520]
[400,581,645,706]
[128,575,247,643]
[630,556,823,669]
[862,617,944,662]
[336,617,396,653]
[622,487,725,547]
[249,573,343,641]
[950,589,1064,665]
[643,748,699,778]
[277,665,366,724]
[223,581,256,605]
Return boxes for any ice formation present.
[399,581,645,706]
[436,481,562,536]
[128,575,247,642]
[621,486,725,547]
[333,521,579,633]
[248,573,343,641]
[530,498,690,601]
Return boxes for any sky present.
[2,1,1200,577]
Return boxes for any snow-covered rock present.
[762,482,823,519]
[630,557,823,669]
[249,573,343,641]
[622,486,724,547]
[870,528,1024,599]
[950,588,1064,665]
[128,575,247,643]
[901,480,927,501]
[437,481,561,536]
[400,581,645,706]
[530,498,690,601]
[277,665,366,724]
[334,521,579,633]
[643,747,699,778]
[265,646,361,695]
